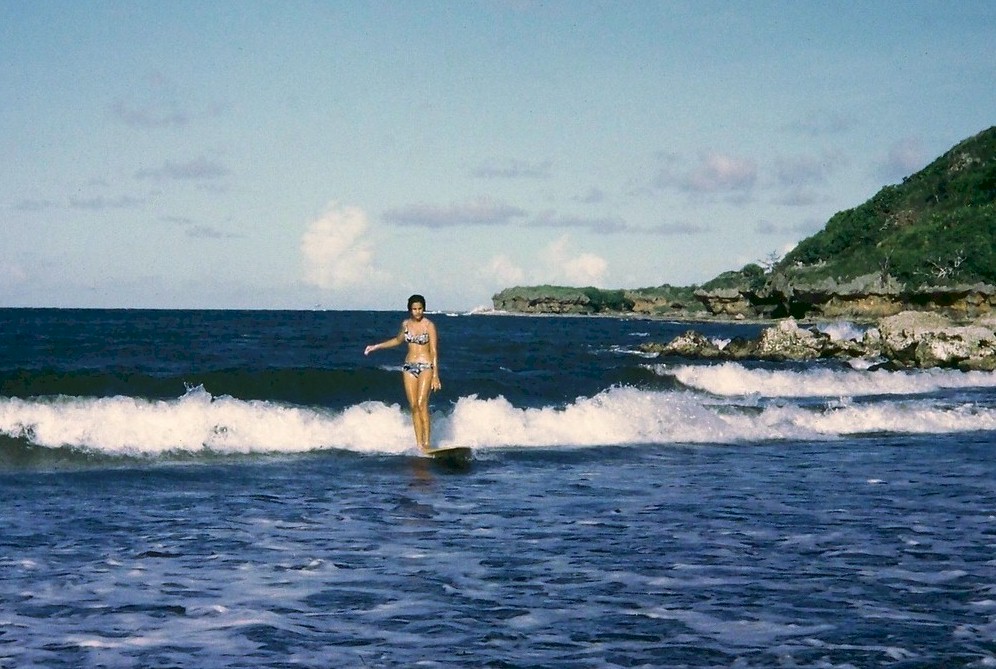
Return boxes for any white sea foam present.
[2,383,995,457]
[665,361,996,398]
[814,320,868,342]
[0,386,410,456]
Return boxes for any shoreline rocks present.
[641,311,996,370]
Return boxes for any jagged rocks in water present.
[643,311,996,370]
[753,318,828,361]
[876,311,996,370]
[641,330,724,358]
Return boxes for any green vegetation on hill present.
[778,126,996,287]
[700,263,767,292]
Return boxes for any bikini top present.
[404,328,430,345]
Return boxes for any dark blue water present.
[1,309,993,667]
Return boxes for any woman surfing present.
[364,294,441,453]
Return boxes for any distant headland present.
[493,126,996,324]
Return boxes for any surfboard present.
[426,446,473,466]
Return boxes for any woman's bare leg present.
[403,372,433,452]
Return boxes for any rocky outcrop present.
[691,288,754,319]
[494,293,599,314]
[875,311,996,370]
[652,330,726,358]
[492,286,708,318]
[695,274,996,322]
[642,311,996,370]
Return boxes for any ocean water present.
[0,308,993,668]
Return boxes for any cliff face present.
[695,274,996,322]
[493,126,996,322]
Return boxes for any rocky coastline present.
[491,126,996,370]
[492,276,996,323]
[493,127,995,327]
[639,310,996,371]
[694,273,996,322]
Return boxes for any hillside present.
[493,126,996,320]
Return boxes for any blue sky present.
[2,0,993,310]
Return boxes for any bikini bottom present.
[402,362,434,378]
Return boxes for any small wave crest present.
[0,386,411,457]
[439,387,996,447]
[663,361,996,398]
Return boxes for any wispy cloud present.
[135,156,230,182]
[112,99,190,128]
[653,148,848,208]
[301,203,384,290]
[159,214,241,239]
[11,198,55,212]
[470,158,552,179]
[531,210,710,236]
[110,71,222,129]
[682,152,758,193]
[185,225,243,240]
[649,222,711,235]
[69,194,145,210]
[655,151,758,198]
[383,196,527,227]
[573,187,606,204]
[531,210,630,234]
[160,215,195,226]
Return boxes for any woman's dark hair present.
[407,294,426,311]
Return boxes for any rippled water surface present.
[3,435,994,668]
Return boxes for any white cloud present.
[301,203,382,290]
[488,254,526,285]
[541,235,608,285]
